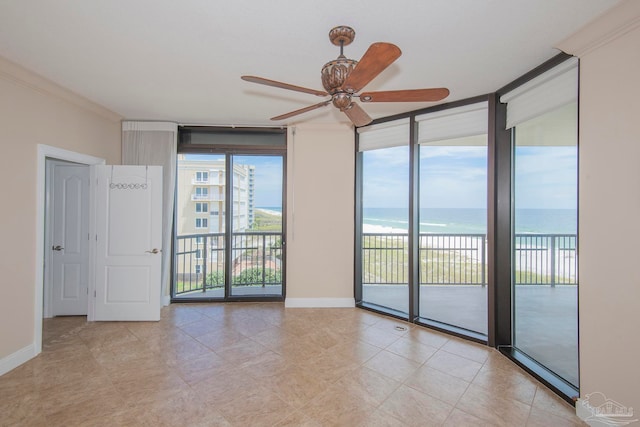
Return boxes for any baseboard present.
[284,297,355,308]
[0,343,37,376]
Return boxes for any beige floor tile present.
[218,383,292,427]
[379,384,454,427]
[2,303,579,426]
[273,411,324,427]
[443,408,496,426]
[330,339,382,364]
[532,385,582,422]
[357,325,402,348]
[302,383,379,426]
[358,408,409,427]
[213,336,270,365]
[176,317,223,338]
[364,349,422,382]
[456,383,532,426]
[260,365,331,409]
[194,327,247,351]
[333,366,401,406]
[441,338,491,363]
[425,349,483,382]
[173,351,230,385]
[296,348,361,383]
[386,336,438,364]
[405,365,470,405]
[405,327,450,348]
[472,364,539,405]
[527,407,587,426]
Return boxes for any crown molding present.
[557,0,640,57]
[0,55,122,122]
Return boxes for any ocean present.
[363,207,576,234]
[258,206,577,234]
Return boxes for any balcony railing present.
[362,233,577,286]
[174,232,283,295]
[191,193,224,202]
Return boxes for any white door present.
[50,164,89,316]
[93,165,162,321]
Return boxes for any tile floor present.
[0,303,586,426]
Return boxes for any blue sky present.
[363,145,577,209]
[187,144,578,211]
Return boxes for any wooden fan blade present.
[242,75,328,97]
[360,88,450,103]
[271,100,331,121]
[343,102,372,127]
[342,43,402,93]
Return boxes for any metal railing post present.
[481,235,486,287]
[202,235,208,293]
[550,235,556,287]
[262,234,266,287]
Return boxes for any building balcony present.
[191,194,224,201]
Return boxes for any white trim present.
[557,1,640,58]
[36,145,105,356]
[122,121,178,132]
[0,344,37,376]
[163,295,171,306]
[0,56,121,123]
[284,298,355,308]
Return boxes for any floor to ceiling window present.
[356,53,579,402]
[358,119,410,315]
[172,128,286,301]
[501,58,579,388]
[416,103,488,335]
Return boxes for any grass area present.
[251,209,282,231]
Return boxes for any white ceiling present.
[0,0,620,127]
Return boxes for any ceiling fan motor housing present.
[321,57,357,95]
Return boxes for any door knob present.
[145,248,161,254]
[52,245,64,251]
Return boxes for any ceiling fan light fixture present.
[241,25,450,127]
[332,92,352,110]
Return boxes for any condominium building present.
[175,154,255,236]
[175,155,255,278]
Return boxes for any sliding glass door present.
[230,155,284,297]
[172,128,286,301]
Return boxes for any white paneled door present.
[51,164,90,316]
[93,165,162,321]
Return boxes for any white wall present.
[0,56,121,367]
[285,123,355,307]
[559,0,640,414]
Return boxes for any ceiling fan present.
[241,26,450,127]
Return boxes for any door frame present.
[35,144,105,354]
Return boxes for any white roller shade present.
[357,118,409,152]
[416,102,488,144]
[500,57,578,129]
